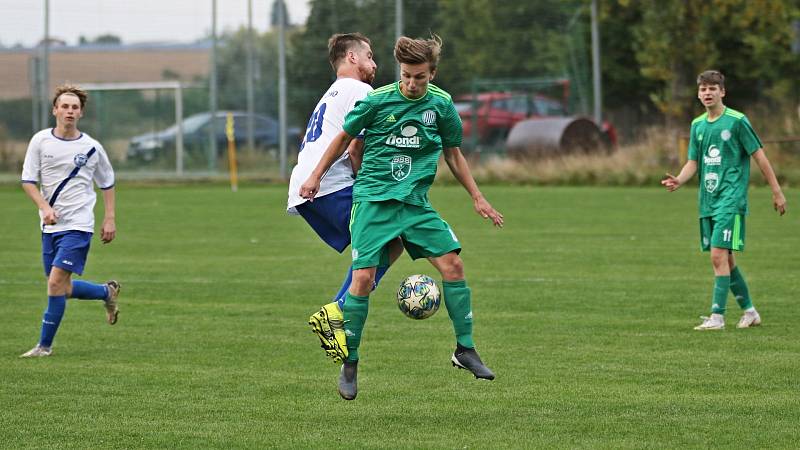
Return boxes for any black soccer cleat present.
[451,344,495,380]
[338,360,358,400]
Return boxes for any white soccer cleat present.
[20,345,53,358]
[736,310,762,329]
[694,313,725,330]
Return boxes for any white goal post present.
[78,81,190,175]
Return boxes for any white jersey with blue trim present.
[21,129,115,234]
[287,77,372,214]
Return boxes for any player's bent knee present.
[439,255,464,281]
[350,270,375,296]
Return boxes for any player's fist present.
[773,191,786,216]
[42,206,58,225]
[299,177,321,201]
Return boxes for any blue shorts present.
[42,231,93,276]
[295,185,353,253]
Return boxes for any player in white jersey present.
[19,85,121,358]
[286,34,403,362]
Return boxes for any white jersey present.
[21,129,115,234]
[287,77,372,214]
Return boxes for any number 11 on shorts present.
[723,229,732,242]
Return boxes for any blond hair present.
[394,34,442,70]
[52,84,88,109]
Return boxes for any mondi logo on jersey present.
[386,124,421,148]
[704,145,722,166]
[391,155,412,181]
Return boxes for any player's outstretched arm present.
[101,187,116,243]
[300,130,354,200]
[661,160,697,192]
[442,146,504,227]
[752,148,786,215]
[21,182,58,225]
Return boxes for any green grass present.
[1,184,798,449]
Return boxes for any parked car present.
[127,111,300,161]
[454,91,617,147]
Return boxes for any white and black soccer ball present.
[397,274,441,320]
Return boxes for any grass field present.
[1,184,799,449]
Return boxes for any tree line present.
[219,0,798,134]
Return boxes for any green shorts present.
[699,213,745,252]
[349,200,462,269]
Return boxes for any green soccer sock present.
[730,266,754,310]
[342,293,369,362]
[443,279,474,348]
[710,275,731,315]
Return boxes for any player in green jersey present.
[662,70,786,331]
[301,35,503,400]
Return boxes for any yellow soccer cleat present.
[308,302,348,363]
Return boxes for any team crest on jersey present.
[73,153,88,167]
[422,110,436,126]
[721,129,731,141]
[704,172,719,193]
[391,155,412,181]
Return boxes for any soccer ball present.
[397,274,441,320]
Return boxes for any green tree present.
[620,0,800,125]
[437,0,578,94]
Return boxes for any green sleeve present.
[439,100,463,148]
[736,116,763,155]
[343,97,376,137]
[687,123,699,161]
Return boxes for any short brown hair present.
[394,34,442,70]
[52,84,88,109]
[328,33,371,71]
[697,70,725,89]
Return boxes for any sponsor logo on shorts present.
[391,155,412,181]
[61,259,74,266]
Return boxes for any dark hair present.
[52,84,88,109]
[394,34,442,70]
[328,33,371,71]
[697,70,725,89]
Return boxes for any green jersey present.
[687,107,762,218]
[342,82,463,206]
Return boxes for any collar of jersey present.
[705,106,726,124]
[395,81,429,102]
[50,128,84,142]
